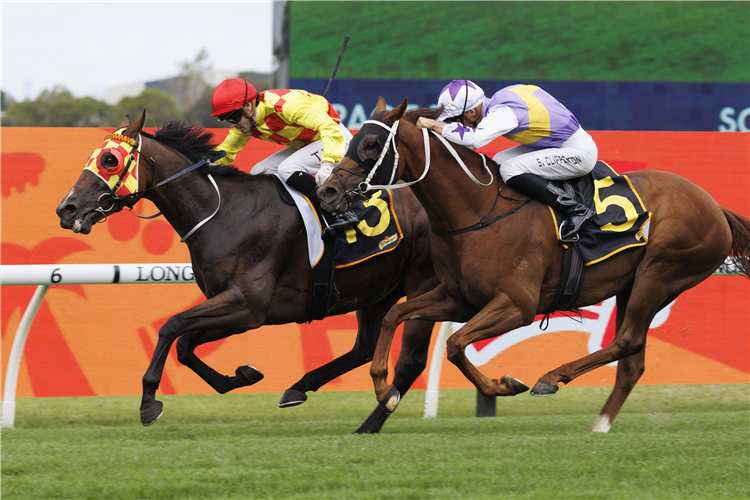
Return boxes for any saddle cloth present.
[275,175,403,268]
[548,161,651,265]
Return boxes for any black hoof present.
[279,389,307,408]
[353,425,380,435]
[140,400,164,426]
[501,375,530,395]
[236,365,264,386]
[530,379,559,396]
[378,386,401,415]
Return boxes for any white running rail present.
[0,263,195,428]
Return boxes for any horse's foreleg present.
[370,284,469,413]
[355,320,434,434]
[444,294,531,398]
[279,295,397,408]
[140,289,259,426]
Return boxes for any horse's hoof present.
[530,379,559,396]
[140,400,164,426]
[353,425,380,435]
[589,414,612,433]
[279,389,307,408]
[378,386,401,415]
[501,375,530,395]
[236,365,264,386]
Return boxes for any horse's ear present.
[118,115,131,129]
[373,97,387,116]
[126,109,147,137]
[383,97,408,124]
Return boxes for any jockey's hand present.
[416,117,446,135]
[317,162,334,187]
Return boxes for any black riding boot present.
[285,171,320,200]
[286,172,359,235]
[507,173,595,241]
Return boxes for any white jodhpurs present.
[248,124,352,183]
[494,127,598,183]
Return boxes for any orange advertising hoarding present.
[2,127,748,399]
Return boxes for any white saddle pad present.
[274,174,324,267]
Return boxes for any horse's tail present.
[722,207,750,279]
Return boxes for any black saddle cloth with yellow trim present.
[549,161,651,265]
[326,189,403,268]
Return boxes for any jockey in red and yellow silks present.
[210,78,357,229]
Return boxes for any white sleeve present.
[441,105,519,149]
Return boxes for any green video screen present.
[289,1,749,83]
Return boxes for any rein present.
[341,116,527,235]
[431,190,531,236]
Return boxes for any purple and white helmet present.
[437,80,485,122]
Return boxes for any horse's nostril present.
[63,205,75,215]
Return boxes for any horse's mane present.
[403,106,443,124]
[150,120,254,180]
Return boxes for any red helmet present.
[211,78,258,117]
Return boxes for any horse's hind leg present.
[590,289,681,433]
[355,319,434,434]
[175,330,265,394]
[590,349,645,433]
[531,269,709,400]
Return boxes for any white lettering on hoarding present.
[461,297,675,367]
[719,106,750,132]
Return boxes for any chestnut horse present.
[56,112,438,433]
[318,97,750,432]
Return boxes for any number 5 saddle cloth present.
[549,160,651,266]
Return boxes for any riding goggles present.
[218,107,245,124]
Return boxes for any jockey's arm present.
[433,105,519,149]
[287,102,347,165]
[213,128,252,166]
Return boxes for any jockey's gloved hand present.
[317,162,334,187]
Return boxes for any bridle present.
[89,130,226,242]
[331,115,494,201]
[330,114,532,236]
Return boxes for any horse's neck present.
[402,136,509,233]
[142,154,270,244]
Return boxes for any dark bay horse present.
[318,97,750,432]
[56,112,439,432]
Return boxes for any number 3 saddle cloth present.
[274,174,403,269]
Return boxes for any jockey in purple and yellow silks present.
[417,80,598,241]
[210,78,358,228]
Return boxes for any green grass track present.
[2,384,748,499]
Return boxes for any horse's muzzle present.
[317,184,349,214]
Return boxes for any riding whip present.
[323,36,350,98]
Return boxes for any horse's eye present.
[102,152,118,167]
[362,139,379,158]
